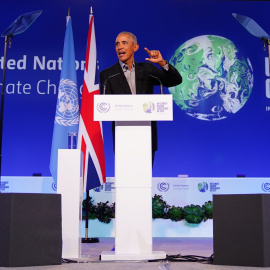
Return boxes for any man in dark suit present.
[99,31,182,163]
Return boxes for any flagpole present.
[82,190,99,243]
[81,6,99,244]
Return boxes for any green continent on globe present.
[169,35,254,120]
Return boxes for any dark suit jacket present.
[99,61,182,152]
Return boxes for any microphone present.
[103,73,121,95]
[138,69,163,94]
[147,74,163,95]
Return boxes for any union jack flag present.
[77,12,106,192]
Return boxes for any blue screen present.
[0,0,269,178]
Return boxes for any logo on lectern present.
[143,102,155,113]
[97,102,110,113]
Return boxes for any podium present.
[94,94,173,261]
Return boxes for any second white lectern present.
[94,94,173,261]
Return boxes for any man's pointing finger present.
[144,47,150,54]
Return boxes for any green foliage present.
[167,205,183,221]
[96,201,114,224]
[152,194,170,219]
[82,196,96,220]
[110,202,115,219]
[82,195,213,225]
[183,204,205,224]
[202,201,213,220]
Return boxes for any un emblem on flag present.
[55,78,80,126]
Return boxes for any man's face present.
[115,34,139,66]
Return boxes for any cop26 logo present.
[143,102,155,113]
[198,182,208,192]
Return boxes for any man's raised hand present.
[144,47,166,67]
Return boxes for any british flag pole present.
[77,7,106,242]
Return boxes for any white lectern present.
[94,94,173,261]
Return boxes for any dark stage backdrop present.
[0,0,269,178]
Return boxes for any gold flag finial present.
[90,6,93,14]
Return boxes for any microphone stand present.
[0,35,13,192]
[0,10,42,192]
[102,73,121,95]
[147,74,163,95]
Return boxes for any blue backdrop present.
[0,0,269,178]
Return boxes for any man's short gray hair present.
[117,31,137,44]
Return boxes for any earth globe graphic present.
[169,35,254,120]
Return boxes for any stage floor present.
[0,237,269,270]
